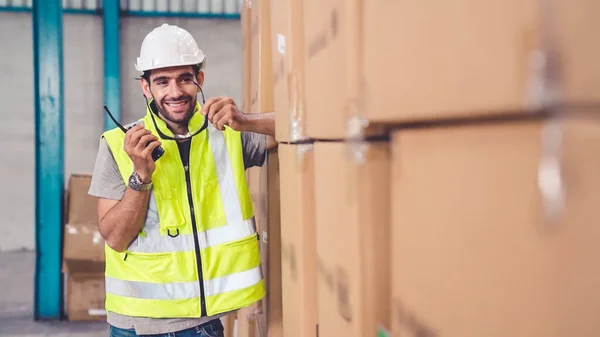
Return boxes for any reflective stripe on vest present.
[105,265,262,300]
[101,104,265,318]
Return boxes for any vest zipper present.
[184,163,208,317]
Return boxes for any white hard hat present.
[135,23,206,73]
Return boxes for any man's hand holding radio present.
[124,124,161,183]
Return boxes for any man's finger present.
[125,125,144,147]
[130,128,150,146]
[201,98,216,115]
[124,124,142,139]
[217,109,235,131]
[136,134,158,151]
[141,140,162,159]
[217,121,226,131]
[207,99,228,123]
[215,115,226,131]
[202,96,226,115]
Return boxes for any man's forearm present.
[243,112,275,137]
[100,188,150,252]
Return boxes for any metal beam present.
[103,0,120,130]
[32,0,64,320]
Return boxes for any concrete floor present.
[0,251,108,337]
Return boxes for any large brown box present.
[241,0,252,113]
[302,0,600,139]
[260,150,283,337]
[62,174,106,321]
[237,304,259,337]
[279,144,318,337]
[222,313,236,337]
[363,0,600,124]
[270,0,307,142]
[64,260,105,321]
[391,119,600,337]
[314,141,391,337]
[66,174,97,225]
[249,0,274,114]
[302,0,383,140]
[63,223,105,263]
[247,150,282,337]
[302,0,355,140]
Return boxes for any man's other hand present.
[202,96,247,131]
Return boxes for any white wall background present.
[0,12,242,251]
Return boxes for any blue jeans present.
[109,319,224,337]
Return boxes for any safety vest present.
[101,102,265,318]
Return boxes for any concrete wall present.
[0,12,241,251]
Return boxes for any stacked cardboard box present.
[262,0,393,336]
[242,0,600,336]
[238,0,282,336]
[61,174,106,321]
[390,120,600,337]
[273,0,392,337]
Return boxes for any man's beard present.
[155,95,197,126]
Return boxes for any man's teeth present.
[166,101,186,107]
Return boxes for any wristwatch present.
[129,172,153,191]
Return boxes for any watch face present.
[129,172,142,190]
[129,172,151,191]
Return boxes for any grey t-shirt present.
[88,130,266,335]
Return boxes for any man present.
[88,23,276,337]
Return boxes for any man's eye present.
[180,78,191,83]
[157,81,167,86]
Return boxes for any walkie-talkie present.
[103,105,165,161]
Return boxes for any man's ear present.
[140,78,152,99]
[196,71,205,91]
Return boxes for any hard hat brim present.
[135,56,206,73]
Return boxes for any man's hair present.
[141,63,203,83]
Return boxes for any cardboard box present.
[237,303,261,337]
[279,144,317,337]
[247,150,282,337]
[260,150,283,337]
[314,141,391,337]
[390,119,600,337]
[302,0,354,140]
[247,166,265,233]
[64,260,105,321]
[62,174,104,267]
[62,173,106,321]
[302,0,383,140]
[249,0,274,114]
[63,223,105,262]
[66,174,97,224]
[241,0,252,113]
[363,0,600,123]
[222,312,237,337]
[270,0,307,142]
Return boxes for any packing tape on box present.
[287,71,309,142]
[538,117,565,224]
[294,143,314,168]
[345,97,370,165]
[246,306,267,337]
[525,0,565,223]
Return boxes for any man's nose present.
[167,81,184,97]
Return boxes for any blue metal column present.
[32,0,64,320]
[104,0,121,130]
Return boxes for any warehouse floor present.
[0,251,108,337]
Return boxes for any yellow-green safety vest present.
[101,102,265,318]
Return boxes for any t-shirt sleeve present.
[241,131,267,169]
[88,138,127,201]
